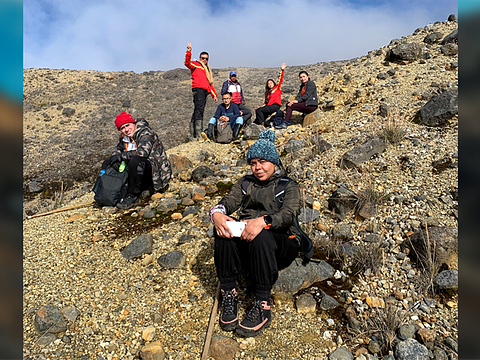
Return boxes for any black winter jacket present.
[218,167,301,241]
[295,79,318,107]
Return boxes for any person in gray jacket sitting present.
[284,70,318,126]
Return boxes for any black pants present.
[237,104,252,125]
[191,88,208,123]
[214,229,300,291]
[254,104,280,125]
[102,155,152,196]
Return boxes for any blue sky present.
[23,0,459,73]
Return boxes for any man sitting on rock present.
[206,92,243,142]
[102,112,172,209]
[221,71,252,125]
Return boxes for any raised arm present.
[184,42,195,70]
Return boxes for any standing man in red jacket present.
[184,42,217,140]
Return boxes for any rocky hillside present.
[23,16,458,360]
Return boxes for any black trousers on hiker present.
[191,88,208,137]
[254,104,280,125]
[102,155,152,195]
[214,228,299,294]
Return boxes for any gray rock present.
[386,43,423,62]
[284,139,306,155]
[328,346,354,360]
[319,294,339,311]
[122,100,131,107]
[314,139,332,153]
[440,44,458,56]
[434,270,458,290]
[169,154,193,176]
[62,107,75,116]
[328,185,358,220]
[143,210,157,219]
[423,32,443,44]
[37,333,56,346]
[415,90,458,127]
[177,234,192,245]
[364,234,383,243]
[157,250,185,269]
[379,103,390,118]
[347,316,361,331]
[121,234,153,261]
[368,340,381,354]
[34,305,67,334]
[333,223,353,240]
[340,138,387,169]
[191,185,207,196]
[444,337,457,353]
[382,355,395,360]
[183,205,199,217]
[377,72,388,80]
[299,208,319,223]
[404,226,458,268]
[398,324,416,340]
[395,338,429,360]
[209,335,240,360]
[157,197,177,213]
[433,348,448,360]
[28,180,43,193]
[60,306,80,322]
[192,166,214,182]
[272,258,335,300]
[296,293,317,314]
[440,29,458,45]
[243,123,265,140]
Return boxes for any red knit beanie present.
[115,112,136,130]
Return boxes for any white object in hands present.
[226,221,246,237]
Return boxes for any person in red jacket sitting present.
[254,63,286,126]
[184,42,217,140]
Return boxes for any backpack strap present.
[241,175,256,196]
[274,176,292,207]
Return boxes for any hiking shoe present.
[220,289,239,331]
[116,194,139,209]
[236,299,271,337]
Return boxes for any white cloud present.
[23,0,457,71]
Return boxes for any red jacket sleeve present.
[184,50,195,70]
[276,69,284,90]
[208,83,217,98]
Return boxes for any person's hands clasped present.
[212,212,235,238]
[241,217,267,242]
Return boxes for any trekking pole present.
[201,282,221,360]
[26,201,95,219]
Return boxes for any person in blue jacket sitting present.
[207,92,243,141]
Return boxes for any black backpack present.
[92,165,129,206]
[241,175,314,264]
[269,109,285,127]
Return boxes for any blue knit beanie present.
[246,130,280,166]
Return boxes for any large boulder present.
[440,29,458,45]
[303,108,321,127]
[34,305,67,334]
[414,90,458,126]
[328,185,358,220]
[272,258,334,300]
[339,138,387,169]
[168,154,193,176]
[385,43,423,62]
[121,234,153,261]
[404,226,458,269]
[395,339,429,360]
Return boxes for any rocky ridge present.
[23,17,457,360]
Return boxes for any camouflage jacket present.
[218,167,301,237]
[113,119,171,191]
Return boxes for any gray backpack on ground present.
[214,121,233,144]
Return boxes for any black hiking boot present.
[236,299,272,337]
[206,123,215,140]
[220,288,239,331]
[117,194,139,210]
[232,124,242,140]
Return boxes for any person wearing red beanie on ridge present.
[101,112,172,209]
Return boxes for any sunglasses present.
[200,56,209,60]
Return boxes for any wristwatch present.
[263,215,272,229]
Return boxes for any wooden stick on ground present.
[201,283,221,360]
[27,201,95,219]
